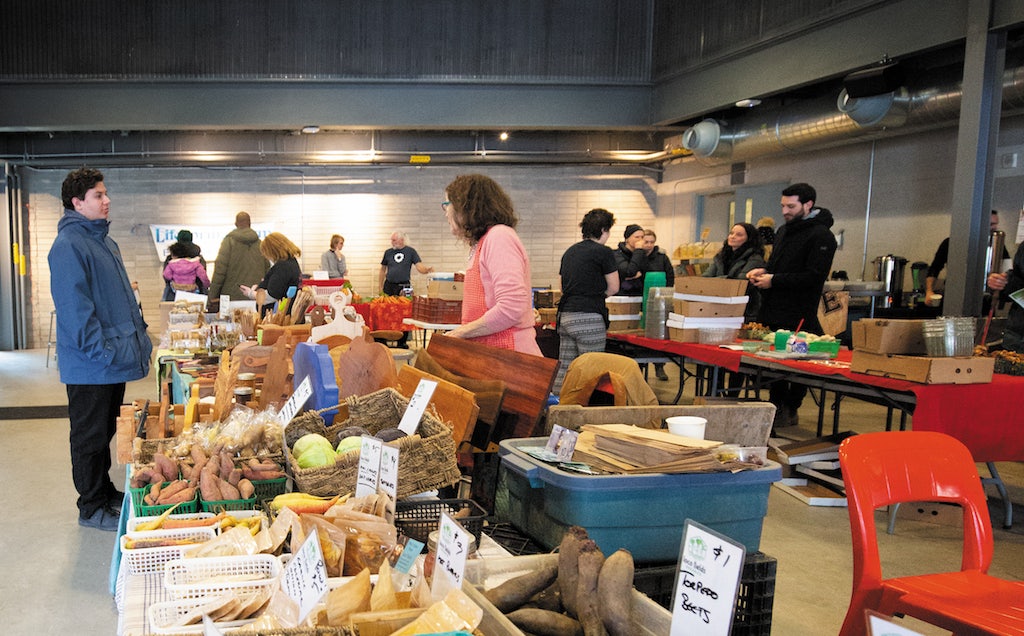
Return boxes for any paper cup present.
[666,416,707,440]
[928,294,942,307]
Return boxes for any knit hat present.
[623,224,643,240]
[177,230,193,243]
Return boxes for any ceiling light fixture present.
[300,125,321,134]
[499,131,510,142]
[734,98,761,108]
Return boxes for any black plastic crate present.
[633,552,777,636]
[394,498,487,544]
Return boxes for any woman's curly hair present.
[445,174,518,244]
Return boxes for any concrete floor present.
[0,348,1021,634]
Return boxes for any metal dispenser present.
[873,254,908,309]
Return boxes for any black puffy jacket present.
[758,208,838,333]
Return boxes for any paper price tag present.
[394,538,424,574]
[355,435,383,497]
[279,376,312,424]
[378,444,399,499]
[670,520,745,636]
[398,379,437,436]
[429,512,472,601]
[281,528,329,624]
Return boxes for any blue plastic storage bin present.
[495,437,782,563]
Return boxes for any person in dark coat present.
[747,183,837,429]
[613,224,649,296]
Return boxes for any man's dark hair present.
[782,182,816,205]
[61,167,104,209]
[580,208,615,240]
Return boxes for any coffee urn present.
[873,254,908,308]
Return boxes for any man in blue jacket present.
[748,183,837,430]
[49,168,153,531]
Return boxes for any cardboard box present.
[607,315,641,331]
[675,276,748,297]
[533,289,561,308]
[427,280,463,300]
[606,296,642,315]
[852,319,928,354]
[672,299,746,317]
[537,307,557,324]
[668,326,699,342]
[850,350,994,384]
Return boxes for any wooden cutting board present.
[397,365,479,451]
[335,336,398,399]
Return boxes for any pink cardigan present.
[471,225,541,355]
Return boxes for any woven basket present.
[286,388,460,498]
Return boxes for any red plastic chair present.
[838,431,1024,636]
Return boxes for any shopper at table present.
[987,241,1024,352]
[160,229,206,301]
[48,167,153,531]
[704,222,766,322]
[320,233,348,279]
[379,231,433,296]
[162,239,210,297]
[613,223,649,296]
[240,231,302,317]
[747,183,837,429]
[554,208,620,393]
[208,211,269,302]
[442,174,541,355]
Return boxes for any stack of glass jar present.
[922,317,976,357]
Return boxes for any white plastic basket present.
[146,596,259,635]
[126,512,216,533]
[163,554,283,600]
[119,527,217,574]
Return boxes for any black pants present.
[66,383,125,517]
[383,281,410,296]
[769,381,807,413]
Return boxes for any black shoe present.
[108,489,125,507]
[79,505,120,531]
[655,364,669,381]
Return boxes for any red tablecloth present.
[609,333,1024,462]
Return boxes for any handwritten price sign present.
[670,520,745,636]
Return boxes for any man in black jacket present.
[747,183,838,429]
[613,224,649,296]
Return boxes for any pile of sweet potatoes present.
[132,448,286,504]
[481,526,634,636]
[192,447,255,502]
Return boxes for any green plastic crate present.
[200,495,257,513]
[137,482,199,517]
[251,476,288,500]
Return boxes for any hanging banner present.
[149,224,273,262]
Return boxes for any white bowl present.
[666,416,707,440]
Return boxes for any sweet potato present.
[575,540,607,636]
[507,608,583,636]
[130,467,154,489]
[526,580,562,613]
[218,478,240,501]
[483,562,558,614]
[219,453,234,480]
[558,525,590,618]
[227,467,242,487]
[237,478,255,500]
[199,468,222,501]
[597,549,634,636]
[148,481,163,503]
[153,452,179,482]
[161,486,195,505]
[242,466,287,481]
[156,479,188,503]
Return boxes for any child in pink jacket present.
[163,242,210,294]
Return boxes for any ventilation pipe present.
[682,63,1024,165]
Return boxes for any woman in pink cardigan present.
[442,174,541,356]
[163,241,210,295]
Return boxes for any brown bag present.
[817,290,849,336]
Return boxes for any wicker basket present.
[286,388,461,498]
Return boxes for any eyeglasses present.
[441,201,451,212]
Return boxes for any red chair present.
[838,431,1024,636]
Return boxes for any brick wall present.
[22,164,658,348]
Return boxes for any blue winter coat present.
[48,210,152,384]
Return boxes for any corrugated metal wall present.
[0,0,653,83]
[652,0,886,80]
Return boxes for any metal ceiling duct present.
[682,63,1024,166]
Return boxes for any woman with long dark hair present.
[703,222,766,321]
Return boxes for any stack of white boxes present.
[666,278,748,342]
[606,296,642,332]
